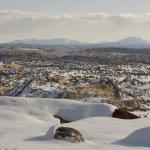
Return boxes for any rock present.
[112,109,139,119]
[54,127,84,143]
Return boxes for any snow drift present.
[0,96,117,122]
[0,96,150,150]
[116,127,150,147]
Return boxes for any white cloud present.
[0,10,150,42]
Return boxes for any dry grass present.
[0,86,12,95]
[64,84,114,100]
[4,63,24,69]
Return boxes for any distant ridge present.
[12,38,88,46]
[9,36,150,49]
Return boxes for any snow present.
[116,127,150,147]
[80,96,110,103]
[0,61,3,66]
[0,96,150,150]
[0,96,116,122]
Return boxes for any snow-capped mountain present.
[97,37,150,48]
[117,36,149,45]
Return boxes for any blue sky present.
[0,0,150,42]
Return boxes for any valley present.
[0,44,150,110]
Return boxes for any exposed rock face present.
[112,109,139,119]
[54,127,84,143]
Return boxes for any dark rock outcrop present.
[112,109,139,119]
[54,127,84,143]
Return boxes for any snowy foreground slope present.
[0,96,150,150]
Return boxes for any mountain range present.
[11,36,150,49]
[12,38,86,46]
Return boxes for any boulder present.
[112,109,139,119]
[54,127,84,143]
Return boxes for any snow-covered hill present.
[0,96,150,150]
